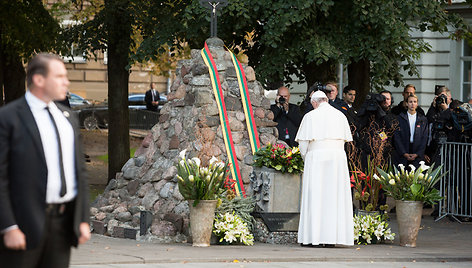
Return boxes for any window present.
[461,40,472,101]
[61,20,86,63]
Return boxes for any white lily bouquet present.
[375,161,445,205]
[176,149,230,207]
[213,212,254,246]
[354,214,395,245]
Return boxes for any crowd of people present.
[270,82,472,247]
[271,82,472,169]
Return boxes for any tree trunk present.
[348,59,370,109]
[3,52,25,103]
[302,60,337,92]
[106,0,131,182]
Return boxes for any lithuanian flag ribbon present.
[201,43,261,197]
[228,49,261,154]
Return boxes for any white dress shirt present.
[407,112,417,143]
[25,91,77,204]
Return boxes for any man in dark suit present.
[145,82,160,112]
[270,86,303,147]
[0,53,90,267]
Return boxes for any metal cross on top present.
[199,0,228,37]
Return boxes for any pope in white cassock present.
[296,90,354,247]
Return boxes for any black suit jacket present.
[393,111,429,166]
[145,89,160,112]
[0,97,89,250]
[270,103,302,147]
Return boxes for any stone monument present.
[89,37,278,242]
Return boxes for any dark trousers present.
[0,203,75,268]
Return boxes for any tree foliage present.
[136,0,471,92]
[0,0,61,104]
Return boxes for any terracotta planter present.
[189,200,217,247]
[395,200,423,247]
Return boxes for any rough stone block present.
[225,96,243,111]
[124,228,138,239]
[127,180,140,196]
[190,76,211,86]
[91,220,107,235]
[112,226,125,238]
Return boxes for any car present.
[78,94,167,130]
[69,93,91,107]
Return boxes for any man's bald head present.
[277,86,291,103]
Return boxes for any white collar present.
[25,91,59,111]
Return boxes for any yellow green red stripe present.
[227,50,260,154]
[201,43,246,197]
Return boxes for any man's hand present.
[439,103,448,111]
[3,228,26,250]
[78,222,91,245]
[282,102,289,112]
[152,101,159,106]
[424,155,431,164]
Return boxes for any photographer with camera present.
[391,84,425,116]
[426,86,462,124]
[425,86,463,163]
[270,86,303,147]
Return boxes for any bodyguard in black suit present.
[145,82,160,112]
[393,94,429,168]
[0,54,90,267]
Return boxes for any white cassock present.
[296,102,354,246]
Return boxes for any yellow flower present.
[389,179,396,185]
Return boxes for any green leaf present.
[410,183,423,197]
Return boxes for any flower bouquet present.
[354,214,395,245]
[176,150,230,207]
[213,212,254,245]
[375,161,444,205]
[253,143,304,174]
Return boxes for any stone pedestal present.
[250,167,301,213]
[250,167,301,235]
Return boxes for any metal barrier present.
[129,109,159,130]
[437,142,472,222]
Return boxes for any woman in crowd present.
[393,94,429,168]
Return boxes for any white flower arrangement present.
[353,214,395,245]
[213,212,254,246]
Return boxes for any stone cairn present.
[89,38,278,242]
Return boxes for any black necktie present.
[45,107,67,197]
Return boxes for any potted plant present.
[176,149,230,247]
[376,161,445,247]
